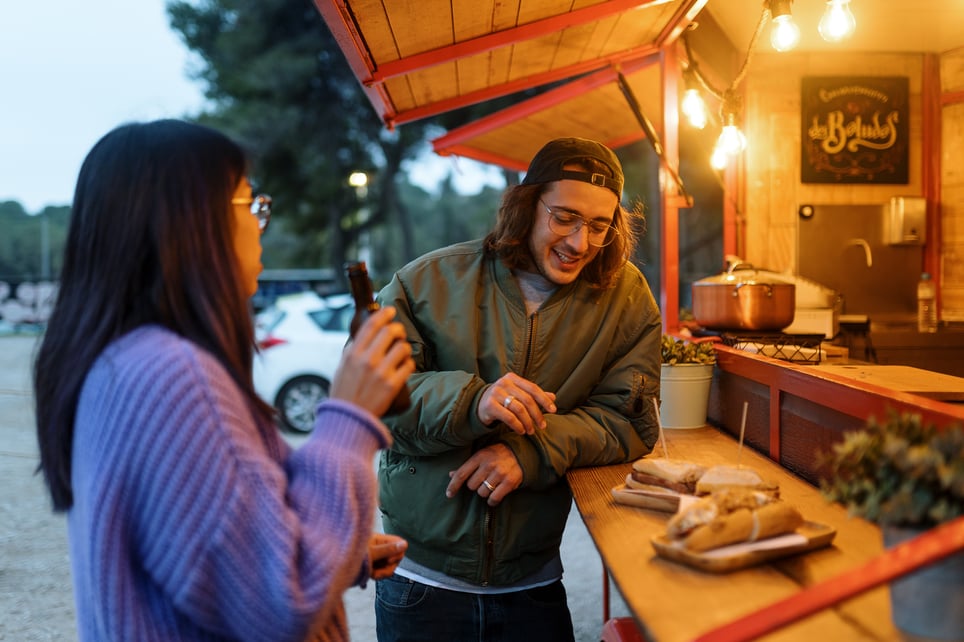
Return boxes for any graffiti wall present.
[0,281,57,328]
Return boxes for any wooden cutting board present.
[651,522,837,573]
[810,364,964,401]
[611,483,683,513]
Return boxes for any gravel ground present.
[0,333,628,641]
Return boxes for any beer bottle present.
[345,261,411,414]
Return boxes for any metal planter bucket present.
[659,363,714,429]
[883,525,964,640]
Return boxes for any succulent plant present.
[818,411,964,527]
[660,334,717,365]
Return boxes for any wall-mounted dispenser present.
[884,196,926,245]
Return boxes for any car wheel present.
[276,375,330,433]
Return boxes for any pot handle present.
[727,262,756,275]
[732,282,774,297]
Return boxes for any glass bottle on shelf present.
[916,272,938,333]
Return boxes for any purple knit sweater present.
[67,325,390,641]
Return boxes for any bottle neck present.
[346,263,380,338]
[346,262,375,307]
[349,277,375,307]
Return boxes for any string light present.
[681,66,708,129]
[681,0,859,172]
[680,13,765,170]
[710,145,729,171]
[717,124,747,157]
[818,0,856,42]
[768,0,800,52]
[713,90,747,167]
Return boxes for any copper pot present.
[692,264,796,331]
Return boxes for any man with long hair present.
[373,138,662,641]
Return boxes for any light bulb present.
[717,125,747,156]
[348,171,368,188]
[770,14,801,51]
[710,144,729,170]
[681,88,708,129]
[818,0,856,42]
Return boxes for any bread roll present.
[695,465,779,497]
[631,458,706,494]
[682,502,803,551]
[751,502,804,541]
[666,488,771,538]
[665,488,804,551]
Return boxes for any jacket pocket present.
[628,370,659,449]
[379,449,484,553]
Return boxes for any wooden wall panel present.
[940,54,964,321]
[940,47,964,91]
[734,47,964,322]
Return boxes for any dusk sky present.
[1,1,502,214]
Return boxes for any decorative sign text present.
[801,76,909,184]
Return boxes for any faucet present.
[844,238,873,267]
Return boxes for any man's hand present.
[445,443,523,506]
[477,372,556,435]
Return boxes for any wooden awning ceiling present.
[430,57,662,171]
[314,0,707,170]
[314,0,964,172]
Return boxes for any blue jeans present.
[374,575,576,642]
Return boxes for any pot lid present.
[695,263,796,286]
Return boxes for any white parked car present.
[253,291,353,432]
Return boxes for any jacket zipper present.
[522,313,537,375]
[482,314,537,585]
[481,506,493,585]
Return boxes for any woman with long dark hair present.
[34,119,413,641]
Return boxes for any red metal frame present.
[721,152,741,261]
[660,46,682,333]
[313,0,396,126]
[387,46,659,127]
[942,89,964,106]
[693,516,964,642]
[368,0,675,84]
[922,54,942,315]
[715,346,964,462]
[315,0,705,128]
[431,55,660,165]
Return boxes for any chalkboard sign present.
[801,76,909,184]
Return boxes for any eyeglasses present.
[540,200,618,247]
[232,193,272,233]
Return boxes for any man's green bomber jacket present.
[377,239,662,586]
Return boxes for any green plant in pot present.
[661,334,717,366]
[659,336,716,429]
[818,411,964,640]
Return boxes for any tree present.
[167,0,432,284]
[0,201,69,282]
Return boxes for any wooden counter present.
[707,343,964,486]
[863,325,964,377]
[807,364,964,401]
[567,427,900,642]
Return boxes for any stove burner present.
[692,328,824,364]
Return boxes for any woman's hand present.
[330,306,415,416]
[368,533,407,580]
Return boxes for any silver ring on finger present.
[503,395,515,408]
[483,480,496,492]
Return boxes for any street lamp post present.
[40,210,50,281]
[348,171,371,267]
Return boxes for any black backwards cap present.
[521,137,623,198]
